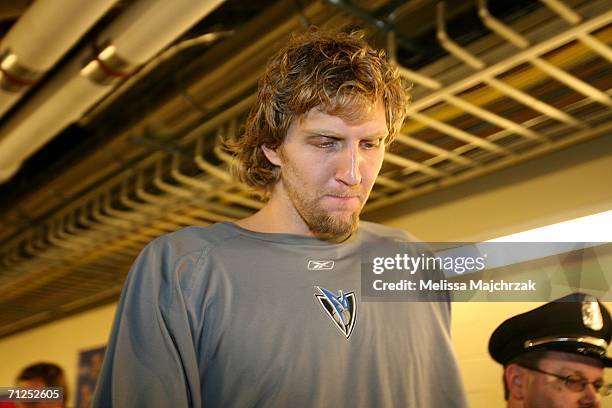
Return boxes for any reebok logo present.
[307,260,335,270]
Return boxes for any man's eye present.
[361,140,381,149]
[313,137,338,148]
[565,376,587,389]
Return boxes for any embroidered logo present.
[314,286,357,339]
[307,260,335,270]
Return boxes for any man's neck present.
[235,201,355,243]
[235,198,311,236]
[235,182,358,243]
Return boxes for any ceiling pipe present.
[81,30,235,123]
[0,0,118,117]
[0,0,227,183]
[540,0,612,62]
[477,0,612,107]
[168,151,263,211]
[435,2,585,128]
[324,0,424,54]
[0,0,330,242]
[0,0,330,269]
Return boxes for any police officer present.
[489,292,612,408]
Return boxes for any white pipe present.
[0,0,226,183]
[100,0,226,65]
[0,64,107,180]
[1,0,117,69]
[0,0,117,116]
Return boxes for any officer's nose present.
[335,145,361,186]
[580,383,600,407]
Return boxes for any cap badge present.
[582,300,604,331]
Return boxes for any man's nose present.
[580,383,600,406]
[335,146,362,186]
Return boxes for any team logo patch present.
[307,260,335,270]
[314,286,357,339]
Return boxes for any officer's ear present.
[261,145,282,166]
[505,364,527,400]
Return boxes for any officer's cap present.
[489,292,612,366]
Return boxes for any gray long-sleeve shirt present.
[93,221,467,407]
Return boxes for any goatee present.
[281,173,361,239]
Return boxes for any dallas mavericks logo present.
[314,286,357,339]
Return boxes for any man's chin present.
[307,213,359,240]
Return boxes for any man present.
[14,362,67,408]
[93,29,467,407]
[489,292,612,407]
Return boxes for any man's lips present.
[325,193,361,199]
[323,194,362,205]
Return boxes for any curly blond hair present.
[231,28,410,195]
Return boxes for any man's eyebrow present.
[305,131,341,139]
[303,130,388,139]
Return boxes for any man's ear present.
[261,145,282,166]
[505,364,527,400]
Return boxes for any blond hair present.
[231,28,410,195]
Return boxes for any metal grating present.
[365,0,611,211]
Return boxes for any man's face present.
[518,352,604,408]
[263,102,388,239]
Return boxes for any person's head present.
[489,293,612,407]
[503,350,605,407]
[233,28,409,238]
[15,362,67,408]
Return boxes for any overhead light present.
[487,209,612,242]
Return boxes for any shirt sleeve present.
[92,236,203,407]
